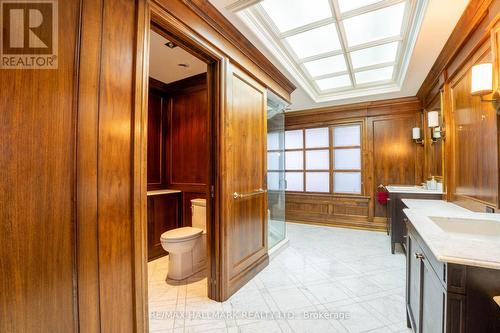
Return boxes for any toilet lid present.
[161,227,203,242]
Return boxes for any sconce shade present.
[412,127,421,140]
[433,127,441,139]
[471,63,493,95]
[428,111,439,128]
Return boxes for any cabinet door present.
[147,193,181,260]
[421,256,445,333]
[407,233,422,332]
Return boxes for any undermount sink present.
[429,216,500,241]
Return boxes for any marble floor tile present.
[148,223,409,333]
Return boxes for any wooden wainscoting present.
[369,113,424,218]
[285,193,385,231]
[449,42,498,208]
[419,0,500,212]
[147,192,182,260]
[147,74,209,250]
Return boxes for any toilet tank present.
[191,198,206,232]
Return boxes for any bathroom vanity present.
[403,200,500,332]
[386,186,443,254]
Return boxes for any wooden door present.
[220,65,269,300]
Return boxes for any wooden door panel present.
[222,65,268,299]
[147,193,181,260]
[147,89,168,189]
[0,1,80,332]
[170,87,209,186]
[371,114,422,217]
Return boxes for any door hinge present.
[211,185,215,198]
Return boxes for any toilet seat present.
[161,227,202,243]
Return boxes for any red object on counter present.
[377,190,389,205]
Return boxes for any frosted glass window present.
[334,172,361,193]
[267,132,281,150]
[261,0,332,33]
[305,127,329,148]
[306,150,329,170]
[285,151,303,170]
[334,149,361,170]
[343,2,406,47]
[338,0,384,13]
[316,75,351,91]
[285,24,342,59]
[306,172,330,192]
[350,42,399,69]
[268,152,282,170]
[355,66,394,84]
[286,172,304,191]
[268,172,280,190]
[285,130,303,149]
[303,55,347,78]
[334,125,361,147]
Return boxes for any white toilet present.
[160,198,207,280]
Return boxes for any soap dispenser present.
[430,176,437,190]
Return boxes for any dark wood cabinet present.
[406,218,500,333]
[421,254,446,333]
[147,192,182,261]
[388,192,442,253]
[406,233,422,331]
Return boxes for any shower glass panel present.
[267,91,287,249]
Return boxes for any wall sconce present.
[412,127,424,145]
[471,63,499,112]
[428,111,445,143]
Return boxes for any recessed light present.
[165,41,176,49]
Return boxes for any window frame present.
[282,121,364,195]
[331,123,363,195]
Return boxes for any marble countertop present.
[402,199,470,213]
[403,200,500,270]
[386,185,444,194]
[147,189,182,196]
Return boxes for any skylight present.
[236,0,428,103]
[284,24,342,59]
[261,0,332,32]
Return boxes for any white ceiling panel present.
[261,0,332,32]
[284,23,342,59]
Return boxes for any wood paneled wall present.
[369,113,424,218]
[147,74,208,229]
[419,0,500,212]
[285,97,423,230]
[0,1,80,332]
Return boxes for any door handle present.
[415,252,424,260]
[233,188,267,200]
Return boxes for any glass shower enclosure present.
[267,91,287,249]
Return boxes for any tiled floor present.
[148,223,412,333]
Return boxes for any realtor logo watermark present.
[0,0,58,69]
